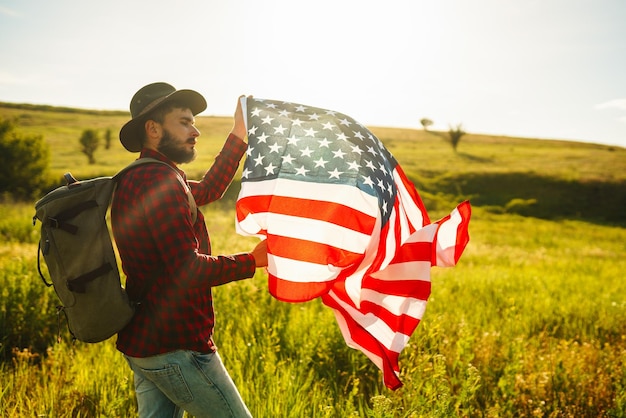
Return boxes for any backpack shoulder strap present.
[113,158,197,224]
[112,158,198,305]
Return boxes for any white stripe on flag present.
[370,260,433,281]
[360,289,429,319]
[266,213,371,253]
[240,96,248,132]
[394,170,426,228]
[239,178,380,216]
[405,223,438,243]
[269,254,342,283]
[236,212,266,236]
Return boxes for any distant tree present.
[447,123,466,152]
[80,129,99,164]
[104,128,112,150]
[0,117,52,199]
[420,118,433,131]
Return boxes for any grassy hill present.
[1,102,625,416]
[2,102,625,224]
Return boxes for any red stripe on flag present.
[238,194,376,233]
[362,278,432,300]
[269,275,333,302]
[389,241,433,264]
[452,201,472,262]
[268,235,363,267]
[236,194,272,221]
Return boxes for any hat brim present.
[119,89,207,152]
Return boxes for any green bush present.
[79,129,99,164]
[0,118,54,200]
[432,171,626,224]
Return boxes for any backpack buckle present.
[47,217,59,229]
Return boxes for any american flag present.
[235,97,471,390]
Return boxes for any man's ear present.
[145,120,158,136]
[141,120,161,150]
[144,120,161,142]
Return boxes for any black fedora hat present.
[119,82,207,152]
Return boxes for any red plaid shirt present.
[111,134,255,357]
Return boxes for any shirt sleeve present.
[189,133,248,206]
[143,165,256,290]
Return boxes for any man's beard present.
[157,129,197,164]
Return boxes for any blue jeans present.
[125,350,252,418]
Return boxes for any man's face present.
[156,108,200,164]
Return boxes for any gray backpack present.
[33,158,196,343]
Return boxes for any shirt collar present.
[139,148,173,164]
[138,148,186,179]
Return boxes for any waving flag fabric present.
[235,97,471,390]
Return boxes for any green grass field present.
[1,104,625,417]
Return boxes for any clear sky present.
[1,0,625,147]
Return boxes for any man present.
[112,82,267,418]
